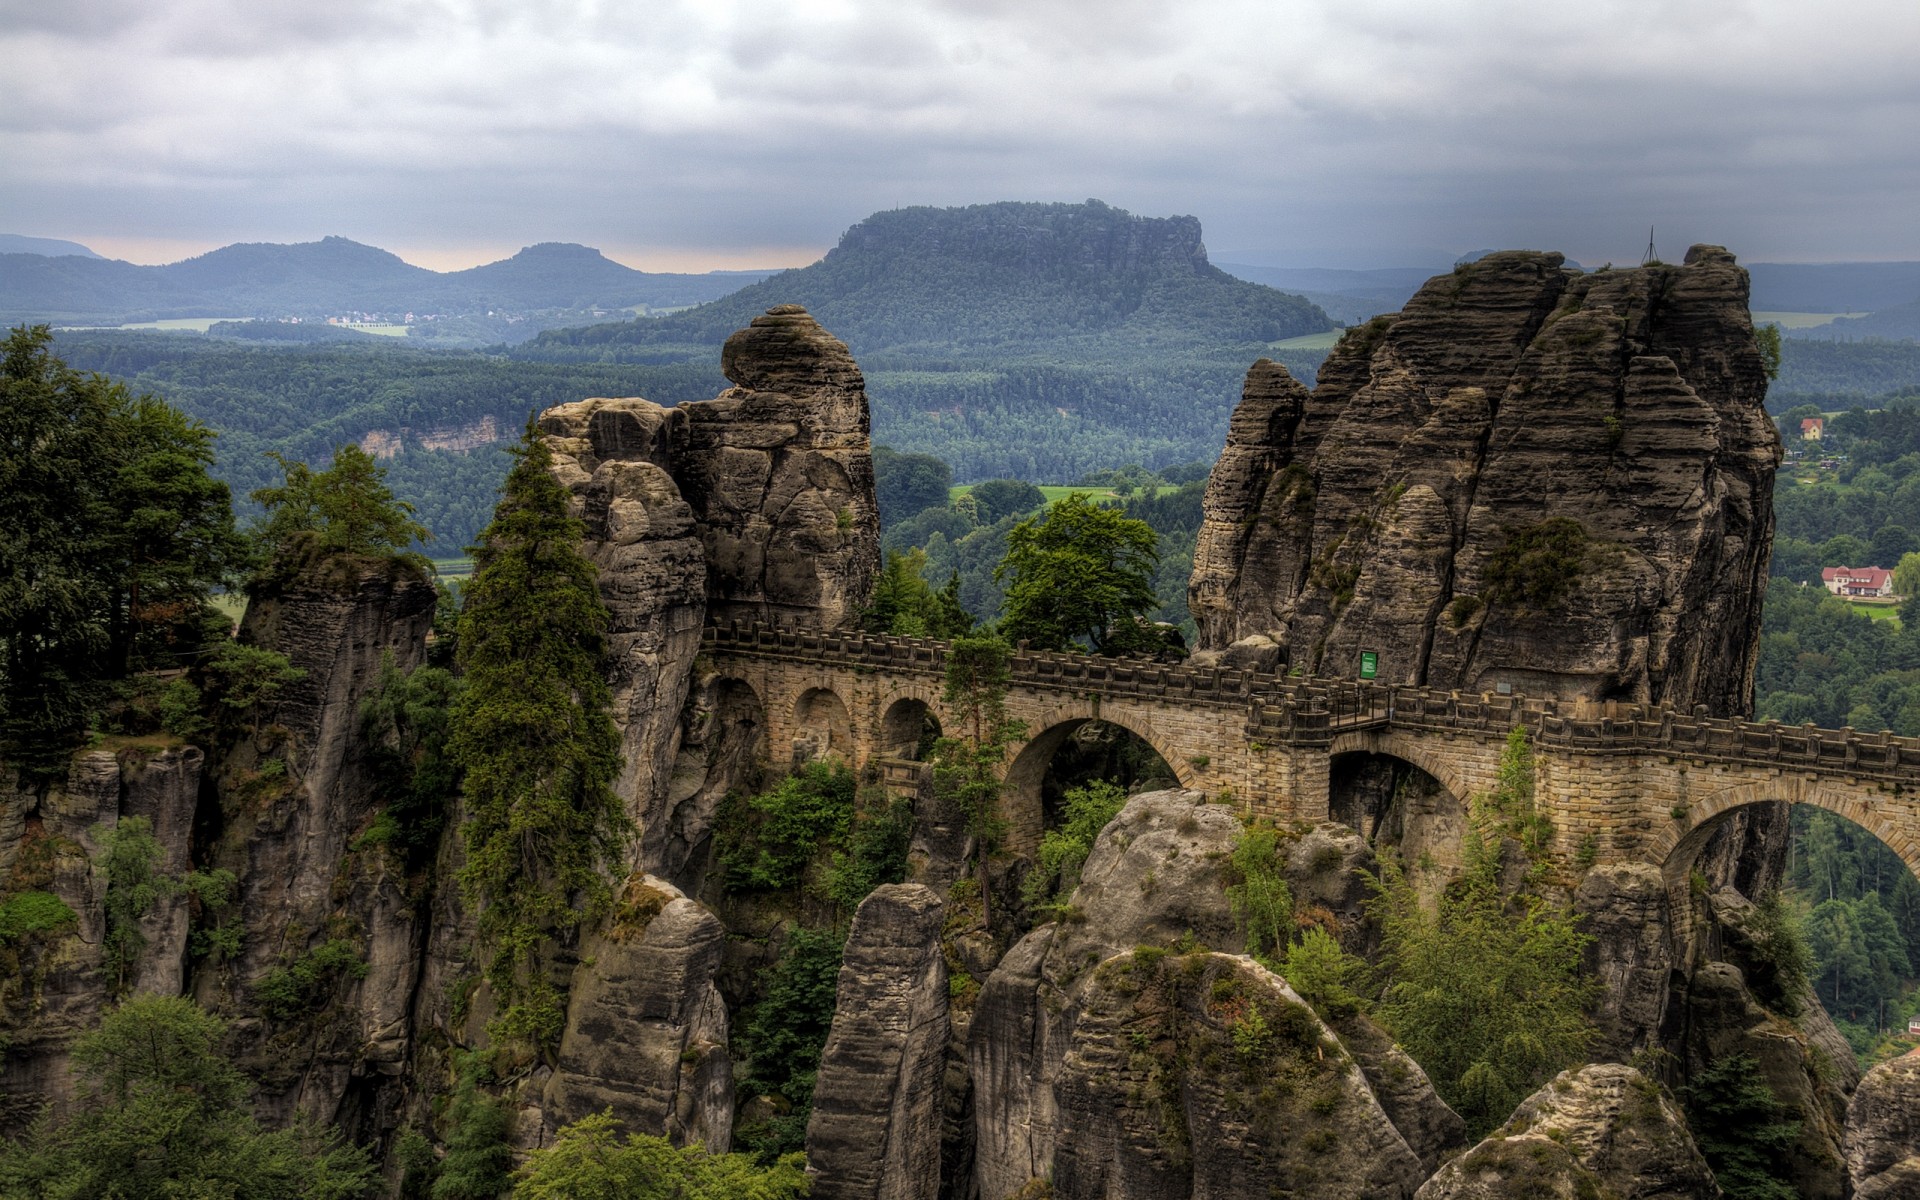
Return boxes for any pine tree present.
[449,421,628,1051]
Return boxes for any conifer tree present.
[449,421,628,1050]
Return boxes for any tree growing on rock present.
[449,421,629,1052]
[250,443,430,578]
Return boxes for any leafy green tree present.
[996,493,1160,654]
[1368,841,1598,1137]
[736,927,846,1162]
[450,422,629,1051]
[931,636,1025,923]
[0,325,247,774]
[0,994,375,1199]
[1893,551,1920,598]
[1280,926,1369,1019]
[1682,1053,1800,1200]
[203,639,306,735]
[251,443,430,574]
[717,762,857,893]
[862,549,974,638]
[1227,824,1295,965]
[94,816,169,994]
[517,1110,809,1200]
[871,445,952,527]
[969,479,1046,525]
[1023,779,1128,908]
[1806,892,1912,1027]
[433,1053,516,1200]
[360,654,464,868]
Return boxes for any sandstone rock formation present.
[544,875,734,1150]
[541,305,880,880]
[220,554,438,1124]
[1051,951,1425,1200]
[807,883,949,1200]
[1190,247,1778,718]
[1848,1051,1920,1198]
[1415,1064,1718,1200]
[969,790,1450,1198]
[540,397,710,879]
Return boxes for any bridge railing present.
[705,620,1920,783]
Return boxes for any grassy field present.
[432,557,474,582]
[1848,600,1902,625]
[1271,330,1343,350]
[116,317,250,332]
[950,483,1119,504]
[345,324,411,338]
[1753,311,1871,329]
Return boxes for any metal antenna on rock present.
[1642,227,1659,266]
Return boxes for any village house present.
[1823,566,1895,598]
[1801,416,1825,440]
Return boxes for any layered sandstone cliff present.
[1190,247,1778,717]
[540,304,880,880]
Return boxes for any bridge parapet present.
[703,621,1920,789]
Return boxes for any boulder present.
[1846,1050,1920,1197]
[807,883,949,1200]
[1050,951,1424,1200]
[544,875,734,1150]
[1415,1064,1718,1200]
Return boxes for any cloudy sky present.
[5,0,1918,271]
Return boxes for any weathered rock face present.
[0,746,204,1129]
[1415,1064,1718,1200]
[807,883,949,1200]
[680,305,882,629]
[541,306,879,880]
[219,554,438,1124]
[540,398,710,880]
[1190,247,1777,718]
[1848,1051,1920,1198]
[544,875,733,1150]
[969,791,1442,1199]
[1051,952,1425,1200]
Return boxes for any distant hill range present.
[0,236,779,327]
[0,234,104,259]
[523,200,1330,360]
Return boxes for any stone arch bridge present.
[703,621,1920,882]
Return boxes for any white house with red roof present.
[1823,566,1894,598]
[1800,417,1825,441]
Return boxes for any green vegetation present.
[1226,825,1294,965]
[360,654,465,869]
[1681,1053,1801,1200]
[0,994,376,1199]
[430,1053,517,1200]
[932,637,1026,923]
[997,494,1163,654]
[1368,838,1597,1138]
[95,817,170,994]
[1024,780,1129,909]
[518,1110,809,1199]
[250,443,431,578]
[718,763,858,893]
[450,423,630,1051]
[0,325,248,775]
[736,927,846,1162]
[861,549,974,639]
[256,939,371,1022]
[1481,517,1594,610]
[0,891,76,946]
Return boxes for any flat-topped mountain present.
[522,199,1332,357]
[0,235,777,324]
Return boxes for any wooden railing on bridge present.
[703,620,1920,786]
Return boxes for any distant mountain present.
[1747,262,1920,314]
[0,234,103,259]
[520,200,1334,481]
[528,200,1329,359]
[1216,263,1440,326]
[1791,298,1920,344]
[0,236,778,328]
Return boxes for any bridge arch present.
[1000,716,1188,855]
[1326,730,1474,876]
[1647,777,1920,886]
[880,696,943,761]
[792,686,853,763]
